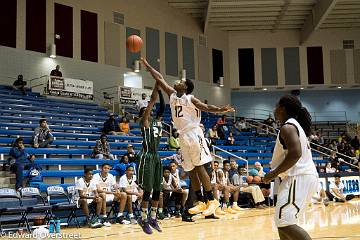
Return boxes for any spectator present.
[122,144,137,163]
[13,74,27,95]
[228,160,238,180]
[325,162,336,173]
[317,132,324,145]
[204,99,208,104]
[216,115,227,139]
[93,134,114,160]
[50,65,63,77]
[32,118,53,148]
[223,160,242,212]
[103,113,121,135]
[118,165,142,224]
[93,163,128,224]
[208,125,220,142]
[113,155,137,176]
[232,166,266,208]
[217,115,227,126]
[234,118,248,132]
[328,140,338,152]
[329,174,354,202]
[119,117,130,135]
[162,148,183,166]
[226,132,235,146]
[136,93,148,113]
[76,168,105,228]
[254,162,265,177]
[263,113,276,133]
[168,130,180,150]
[9,138,37,191]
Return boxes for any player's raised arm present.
[142,83,159,128]
[191,96,235,113]
[141,57,176,97]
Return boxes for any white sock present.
[117,212,123,217]
[129,213,134,218]
[102,215,107,219]
[233,202,238,207]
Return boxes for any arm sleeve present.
[156,90,165,119]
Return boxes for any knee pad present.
[152,191,161,201]
[143,191,151,202]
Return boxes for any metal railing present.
[248,119,359,170]
[212,145,249,176]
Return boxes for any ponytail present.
[297,107,312,137]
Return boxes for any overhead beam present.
[272,0,292,32]
[300,0,338,44]
[204,0,212,33]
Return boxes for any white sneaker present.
[102,221,111,227]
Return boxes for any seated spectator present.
[317,132,324,145]
[113,155,137,176]
[325,162,336,173]
[254,162,265,177]
[168,130,180,150]
[76,168,105,228]
[234,118,248,133]
[119,117,130,135]
[328,140,338,152]
[103,113,121,135]
[93,163,128,224]
[232,166,266,208]
[217,115,227,126]
[92,134,114,160]
[226,132,235,146]
[136,93,148,115]
[122,144,137,163]
[216,115,227,139]
[223,160,242,212]
[162,164,188,217]
[32,118,53,148]
[162,148,183,166]
[118,165,142,224]
[263,113,276,134]
[50,65,63,77]
[208,125,220,142]
[13,74,27,95]
[329,174,354,202]
[9,137,37,191]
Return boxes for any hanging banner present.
[48,77,94,100]
[119,87,152,106]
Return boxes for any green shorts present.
[137,151,162,192]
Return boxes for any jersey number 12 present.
[175,106,183,118]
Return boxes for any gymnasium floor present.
[61,199,360,240]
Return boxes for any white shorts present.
[275,174,318,227]
[179,127,212,172]
[105,194,115,202]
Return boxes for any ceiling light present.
[337,86,342,89]
[263,88,267,91]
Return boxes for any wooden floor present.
[47,199,360,239]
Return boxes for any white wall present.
[0,0,231,106]
[228,29,360,88]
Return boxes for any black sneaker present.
[158,212,166,220]
[116,215,130,225]
[174,210,182,218]
[181,210,195,222]
[205,214,219,219]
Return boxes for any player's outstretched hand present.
[220,105,235,113]
[263,170,277,184]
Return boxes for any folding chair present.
[20,187,52,231]
[46,186,80,227]
[0,188,27,232]
[66,186,95,223]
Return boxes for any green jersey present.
[139,117,162,152]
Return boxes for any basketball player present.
[264,95,318,240]
[141,57,234,216]
[137,83,165,234]
[76,168,105,228]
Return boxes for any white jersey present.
[170,92,201,133]
[75,178,97,198]
[271,118,318,179]
[93,173,116,192]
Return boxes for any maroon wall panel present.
[81,10,98,62]
[54,3,73,58]
[26,0,46,53]
[307,46,324,84]
[0,0,17,48]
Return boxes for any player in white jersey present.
[264,95,318,240]
[141,57,234,217]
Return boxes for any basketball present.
[126,35,143,53]
[253,176,261,183]
[246,176,254,183]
